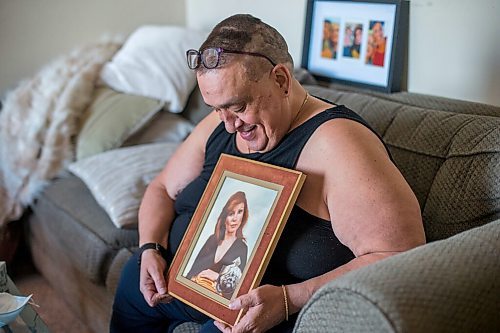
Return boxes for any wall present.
[0,0,186,94]
[408,0,499,106]
[2,0,498,106]
[186,0,500,106]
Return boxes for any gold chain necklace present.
[293,91,310,128]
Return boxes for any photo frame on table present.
[167,154,306,326]
[301,0,409,92]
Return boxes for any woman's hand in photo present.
[198,269,219,281]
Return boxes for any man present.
[111,14,425,333]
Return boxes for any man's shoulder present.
[298,115,385,171]
[307,115,373,148]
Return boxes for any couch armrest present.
[294,220,500,333]
[105,247,136,295]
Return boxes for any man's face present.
[354,28,362,44]
[197,61,286,153]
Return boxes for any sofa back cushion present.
[306,85,500,241]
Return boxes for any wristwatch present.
[137,242,168,266]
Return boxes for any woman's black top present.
[168,104,384,285]
[186,235,248,280]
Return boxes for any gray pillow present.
[122,111,194,147]
[69,142,179,228]
[76,87,164,160]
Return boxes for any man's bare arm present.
[137,111,221,306]
[287,118,425,313]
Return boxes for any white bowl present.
[0,292,32,327]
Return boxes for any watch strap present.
[137,242,167,266]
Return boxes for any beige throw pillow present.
[121,111,194,147]
[69,142,179,229]
[76,87,164,160]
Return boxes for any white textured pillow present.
[100,25,207,112]
[68,142,179,229]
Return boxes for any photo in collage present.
[319,18,387,68]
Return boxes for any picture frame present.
[301,0,409,92]
[167,154,306,326]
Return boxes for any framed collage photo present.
[301,0,409,92]
[167,154,306,326]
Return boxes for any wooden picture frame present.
[167,154,306,326]
[301,0,409,92]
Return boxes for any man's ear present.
[271,64,292,96]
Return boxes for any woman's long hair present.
[214,191,249,244]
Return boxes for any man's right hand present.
[139,249,172,307]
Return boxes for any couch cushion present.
[305,85,500,241]
[312,82,500,117]
[30,172,138,283]
[384,111,500,240]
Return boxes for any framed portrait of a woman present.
[167,154,306,326]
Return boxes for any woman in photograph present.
[371,21,386,66]
[365,34,375,65]
[342,25,353,55]
[186,191,249,299]
[343,24,363,59]
[321,19,339,59]
[321,20,332,59]
[349,25,363,59]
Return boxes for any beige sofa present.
[26,82,500,332]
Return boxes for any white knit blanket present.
[0,38,123,227]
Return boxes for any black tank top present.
[169,105,383,285]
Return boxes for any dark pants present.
[110,252,217,333]
[110,252,297,332]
